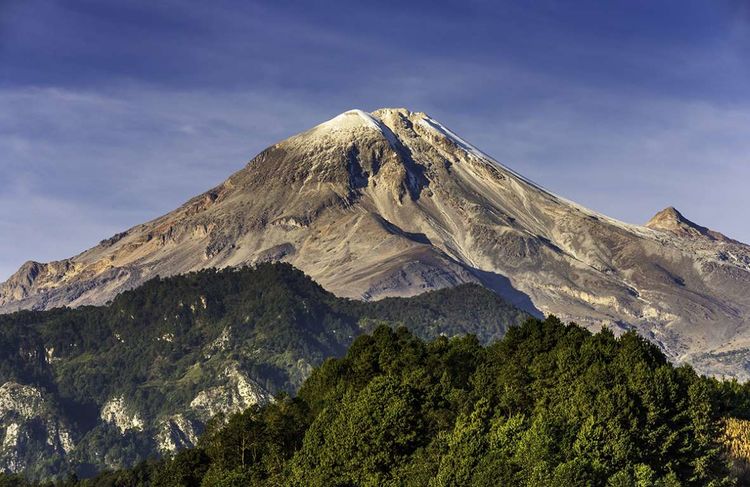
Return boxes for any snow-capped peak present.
[315,109,398,147]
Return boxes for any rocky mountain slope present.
[2,108,750,377]
[645,206,741,244]
[0,264,526,478]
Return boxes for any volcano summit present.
[3,108,750,377]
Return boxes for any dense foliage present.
[0,263,526,479]
[19,317,749,486]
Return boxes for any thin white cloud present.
[0,86,333,279]
[1,56,750,280]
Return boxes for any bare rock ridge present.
[2,108,750,378]
[646,206,740,244]
[0,382,74,472]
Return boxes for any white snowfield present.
[2,107,750,378]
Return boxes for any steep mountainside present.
[2,108,750,377]
[0,263,526,478]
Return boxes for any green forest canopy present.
[0,263,527,479]
[15,316,750,487]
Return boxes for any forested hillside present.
[15,317,750,486]
[0,264,526,479]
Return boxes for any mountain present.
[0,263,526,479]
[2,108,750,378]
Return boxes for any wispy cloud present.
[0,86,330,277]
[1,1,749,279]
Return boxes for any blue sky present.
[1,0,749,280]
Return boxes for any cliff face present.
[2,108,750,378]
[0,383,74,474]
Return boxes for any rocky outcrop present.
[0,382,74,473]
[156,414,200,454]
[100,396,145,434]
[646,206,740,244]
[190,363,272,420]
[2,108,750,378]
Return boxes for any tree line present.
[10,315,750,486]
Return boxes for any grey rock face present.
[2,108,750,377]
[100,396,145,434]
[0,382,75,473]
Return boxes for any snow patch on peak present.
[418,114,653,238]
[316,109,399,148]
[319,109,380,132]
[418,114,560,199]
[418,115,487,160]
[346,109,381,130]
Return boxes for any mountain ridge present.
[2,107,750,378]
[646,206,740,244]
